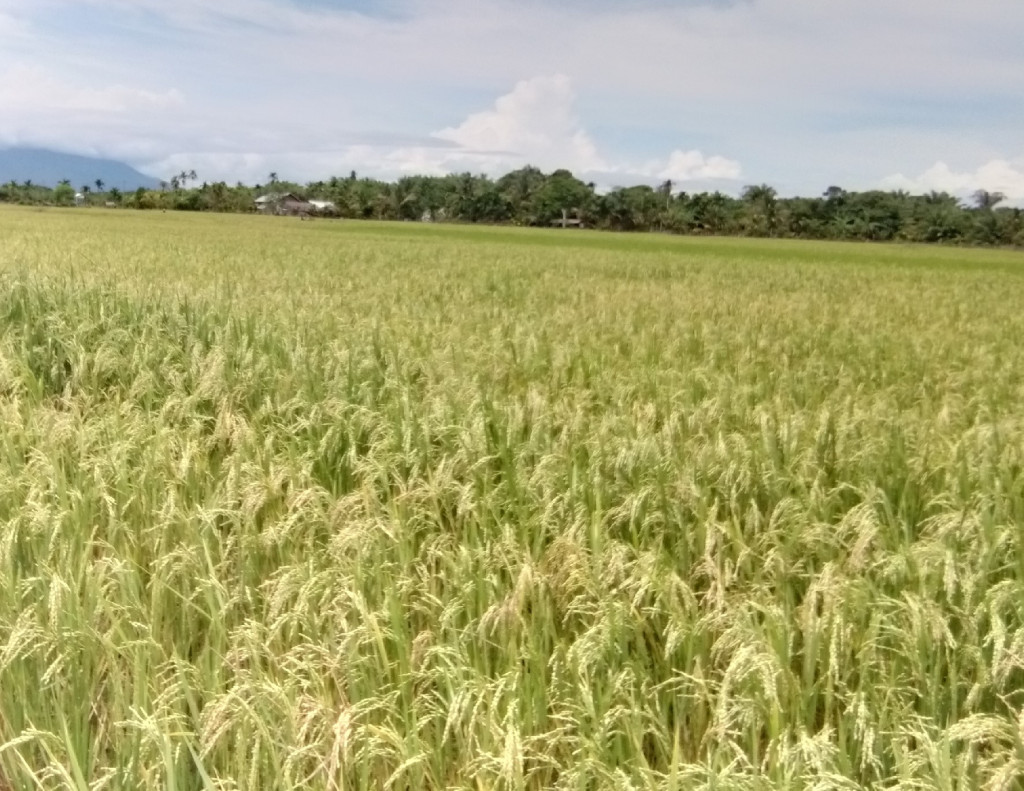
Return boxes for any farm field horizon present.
[1,206,1024,789]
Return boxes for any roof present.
[255,192,304,204]
[308,200,336,210]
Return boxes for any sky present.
[1,0,1023,201]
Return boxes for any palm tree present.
[742,183,778,206]
[658,179,674,228]
[268,172,279,186]
[741,183,779,237]
[973,189,1006,210]
[95,179,105,193]
[924,190,960,208]
[823,185,846,202]
[3,179,21,203]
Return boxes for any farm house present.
[254,192,314,216]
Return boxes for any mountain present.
[0,147,161,191]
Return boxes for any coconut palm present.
[973,190,1006,210]
[741,183,779,236]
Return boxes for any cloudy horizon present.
[1,0,1022,201]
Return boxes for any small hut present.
[254,192,314,216]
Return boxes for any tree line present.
[2,166,1022,247]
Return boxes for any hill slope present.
[0,147,161,191]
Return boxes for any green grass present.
[1,205,1024,789]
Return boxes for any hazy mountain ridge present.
[0,147,160,191]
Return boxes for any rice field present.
[1,206,1024,790]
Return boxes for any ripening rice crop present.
[1,206,1024,790]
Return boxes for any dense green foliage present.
[2,207,1024,789]
[2,168,1022,246]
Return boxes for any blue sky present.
[1,0,1023,200]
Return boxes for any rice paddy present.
[1,206,1024,790]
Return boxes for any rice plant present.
[1,206,1024,789]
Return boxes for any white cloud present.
[882,158,1024,201]
[0,64,183,113]
[434,75,606,173]
[138,75,742,187]
[142,151,275,183]
[2,0,1022,193]
[396,75,740,185]
[140,146,464,185]
[656,149,743,182]
[49,0,1020,105]
[74,85,184,113]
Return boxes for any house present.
[74,192,84,206]
[254,192,314,216]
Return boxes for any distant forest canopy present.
[1,166,1022,247]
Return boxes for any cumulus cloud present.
[434,75,607,173]
[367,75,741,185]
[139,75,742,186]
[655,149,743,181]
[882,158,1024,201]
